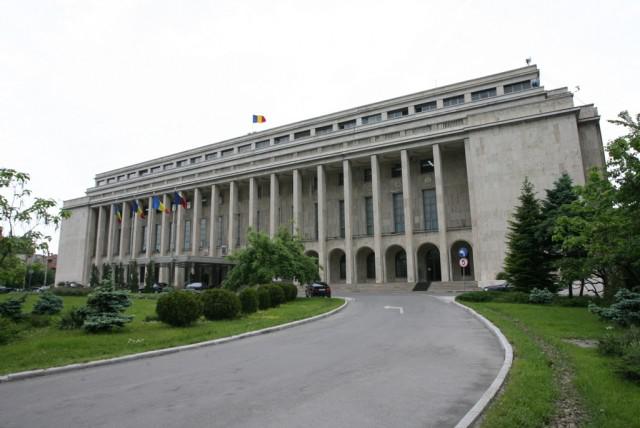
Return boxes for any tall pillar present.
[94,206,106,267]
[208,184,219,257]
[106,204,116,262]
[131,200,142,258]
[175,197,185,255]
[146,196,155,259]
[228,181,237,249]
[269,173,279,237]
[433,144,451,281]
[292,169,302,235]
[248,177,257,231]
[160,195,170,256]
[343,160,354,284]
[119,202,130,260]
[371,155,384,283]
[192,188,202,254]
[317,165,327,281]
[401,150,416,283]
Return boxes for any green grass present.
[0,293,343,375]
[461,302,640,428]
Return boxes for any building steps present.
[330,281,478,294]
[424,281,479,295]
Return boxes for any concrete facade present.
[56,65,605,288]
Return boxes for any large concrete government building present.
[56,65,605,289]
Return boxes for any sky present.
[1,0,639,253]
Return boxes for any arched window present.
[339,254,346,280]
[395,250,407,278]
[366,252,376,279]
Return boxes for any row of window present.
[97,79,537,187]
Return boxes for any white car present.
[185,282,204,291]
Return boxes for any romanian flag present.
[152,196,169,214]
[115,205,123,224]
[172,192,188,209]
[131,200,145,219]
[252,115,266,123]
[179,192,188,209]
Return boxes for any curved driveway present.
[0,294,503,428]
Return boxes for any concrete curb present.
[452,299,513,428]
[0,298,349,384]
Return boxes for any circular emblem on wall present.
[458,247,469,258]
[459,257,469,268]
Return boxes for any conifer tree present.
[101,263,112,283]
[504,178,554,292]
[128,261,139,292]
[89,264,100,288]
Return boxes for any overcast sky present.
[1,0,639,252]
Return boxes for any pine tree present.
[144,261,155,293]
[128,261,139,293]
[504,178,554,292]
[89,264,100,288]
[101,263,112,284]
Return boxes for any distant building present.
[56,65,604,288]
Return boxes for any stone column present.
[292,169,302,236]
[248,177,257,231]
[94,206,106,267]
[146,196,155,259]
[401,150,416,283]
[175,196,185,256]
[371,155,384,283]
[131,201,142,258]
[119,202,130,260]
[433,144,450,281]
[106,204,116,262]
[269,173,279,238]
[208,184,219,257]
[228,181,237,249]
[192,188,202,254]
[160,195,170,256]
[317,165,327,281]
[343,160,354,284]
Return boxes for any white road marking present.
[384,305,404,314]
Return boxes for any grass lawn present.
[460,301,640,428]
[0,293,343,375]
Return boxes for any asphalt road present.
[0,294,503,428]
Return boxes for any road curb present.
[0,298,349,384]
[451,300,513,428]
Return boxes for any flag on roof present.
[252,115,266,123]
[115,205,123,224]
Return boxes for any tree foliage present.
[82,281,133,332]
[223,228,319,290]
[90,264,100,288]
[144,261,155,293]
[128,261,139,292]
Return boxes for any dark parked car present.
[152,282,169,293]
[482,283,512,292]
[305,282,332,298]
[0,286,11,293]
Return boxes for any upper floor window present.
[190,156,202,164]
[361,113,382,125]
[139,169,149,176]
[106,177,115,184]
[387,107,409,120]
[338,120,356,130]
[294,130,311,139]
[315,124,333,135]
[205,153,217,161]
[176,159,188,167]
[471,87,497,101]
[220,148,234,157]
[415,101,437,113]
[391,164,402,178]
[363,168,372,183]
[150,166,160,173]
[255,140,269,150]
[117,175,125,181]
[127,172,137,179]
[420,159,434,173]
[443,94,464,107]
[274,135,290,145]
[238,144,251,153]
[504,80,532,94]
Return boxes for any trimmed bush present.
[494,291,530,304]
[0,317,21,345]
[265,284,285,307]
[32,293,64,315]
[201,289,241,320]
[279,283,298,302]
[456,291,495,302]
[529,288,554,305]
[25,313,51,328]
[156,291,203,327]
[256,286,271,310]
[239,288,259,314]
[619,341,640,382]
[59,306,91,330]
[0,295,26,321]
[590,289,640,326]
[552,296,600,307]
[52,287,92,297]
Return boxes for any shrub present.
[265,284,285,307]
[590,289,640,326]
[279,283,298,301]
[0,317,21,345]
[52,287,92,297]
[619,341,640,382]
[456,291,496,302]
[494,291,530,304]
[239,288,259,314]
[32,293,64,315]
[25,313,51,328]
[202,289,241,320]
[144,314,159,322]
[552,296,600,307]
[256,286,271,310]
[598,327,640,356]
[59,306,91,330]
[82,284,133,332]
[156,291,203,327]
[529,288,554,304]
[0,294,26,321]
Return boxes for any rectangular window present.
[504,80,532,94]
[238,144,251,153]
[361,113,382,125]
[415,101,437,113]
[154,224,161,252]
[314,203,319,240]
[190,156,202,164]
[391,164,402,178]
[199,218,207,249]
[274,135,290,145]
[217,216,224,246]
[114,228,121,255]
[141,225,147,253]
[169,222,175,251]
[315,124,333,135]
[184,220,191,250]
[294,130,311,139]
[338,173,344,186]
[256,209,261,232]
[387,107,409,119]
[443,95,465,107]
[339,200,345,238]
[221,148,234,157]
[420,158,434,173]
[364,168,372,182]
[257,184,263,199]
[312,176,318,192]
[236,214,241,246]
[139,169,149,177]
[393,192,405,233]
[471,87,497,101]
[150,166,161,173]
[422,189,438,231]
[176,160,188,167]
[127,172,137,179]
[205,153,217,161]
[338,119,356,130]
[106,177,115,184]
[365,196,373,235]
[255,140,269,149]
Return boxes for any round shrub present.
[32,293,64,315]
[256,286,271,310]
[529,288,554,304]
[201,289,241,320]
[156,291,203,327]
[456,291,495,302]
[239,288,259,314]
[266,284,285,307]
[0,317,21,345]
[279,283,298,302]
[59,306,91,330]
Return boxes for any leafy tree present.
[144,261,155,293]
[29,262,55,286]
[128,261,139,292]
[89,263,100,287]
[0,255,26,288]
[223,228,319,291]
[0,169,67,271]
[503,178,554,292]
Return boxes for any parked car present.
[305,281,332,298]
[152,282,169,293]
[35,285,51,293]
[185,282,204,292]
[0,286,12,293]
[482,283,512,292]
